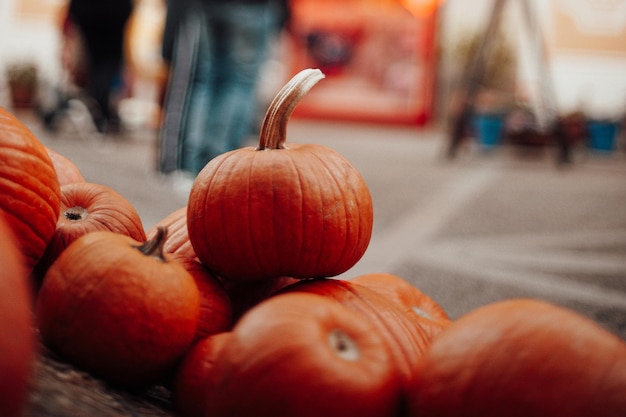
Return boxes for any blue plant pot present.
[588,121,619,152]
[473,114,505,149]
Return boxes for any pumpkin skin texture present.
[35,228,200,388]
[188,292,403,417]
[187,69,373,282]
[351,273,451,342]
[0,215,36,417]
[170,254,233,342]
[35,182,147,279]
[172,332,232,417]
[281,278,430,389]
[147,206,196,259]
[407,298,626,417]
[0,106,61,272]
[45,147,85,185]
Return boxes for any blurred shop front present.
[285,0,440,125]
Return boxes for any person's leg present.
[178,11,216,174]
[203,3,279,160]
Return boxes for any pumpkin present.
[146,206,195,259]
[35,182,147,279]
[45,147,85,185]
[36,227,200,388]
[407,298,626,417]
[172,332,232,417]
[0,106,61,271]
[351,273,451,341]
[182,292,403,417]
[187,69,373,282]
[170,254,233,341]
[281,278,430,388]
[0,214,36,417]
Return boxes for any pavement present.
[15,107,626,340]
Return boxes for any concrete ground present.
[17,109,626,340]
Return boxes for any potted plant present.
[6,62,39,109]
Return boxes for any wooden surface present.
[26,344,174,417]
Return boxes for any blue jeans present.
[180,3,279,174]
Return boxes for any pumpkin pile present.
[0,70,625,417]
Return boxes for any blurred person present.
[158,0,291,183]
[66,0,135,133]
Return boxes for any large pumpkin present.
[36,227,200,388]
[0,214,36,417]
[281,278,430,388]
[0,106,61,271]
[179,292,403,417]
[187,69,373,282]
[407,298,626,417]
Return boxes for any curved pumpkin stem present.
[257,68,325,151]
[135,226,167,261]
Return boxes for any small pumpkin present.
[36,227,200,388]
[281,278,430,388]
[182,292,403,417]
[45,147,85,185]
[187,69,373,282]
[407,298,626,417]
[35,182,147,279]
[0,106,61,272]
[146,206,195,259]
[172,332,232,417]
[0,214,36,417]
[351,273,451,341]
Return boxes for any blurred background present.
[2,0,626,127]
[0,0,625,337]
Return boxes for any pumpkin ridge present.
[0,144,59,186]
[191,155,229,268]
[0,178,57,233]
[0,162,60,217]
[0,181,57,239]
[85,200,146,240]
[249,150,273,278]
[298,151,329,275]
[0,209,48,260]
[286,151,308,275]
[343,281,427,375]
[310,151,352,274]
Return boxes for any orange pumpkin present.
[35,182,147,279]
[187,69,373,282]
[184,292,403,417]
[172,332,232,417]
[45,147,85,185]
[351,273,451,341]
[281,278,430,388]
[0,214,36,417]
[407,298,626,417]
[0,106,61,271]
[170,254,233,341]
[146,206,195,259]
[36,227,200,388]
